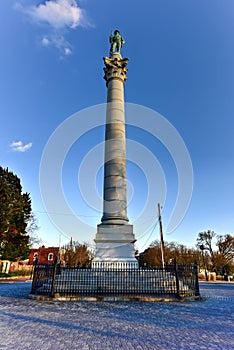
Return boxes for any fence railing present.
[30,261,200,300]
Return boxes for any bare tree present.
[196,230,216,257]
[217,234,234,264]
[26,213,41,248]
[64,241,93,268]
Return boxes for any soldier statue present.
[109,30,125,55]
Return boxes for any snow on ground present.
[0,281,233,349]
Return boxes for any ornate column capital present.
[103,54,128,86]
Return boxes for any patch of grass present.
[0,272,10,278]
[0,270,32,278]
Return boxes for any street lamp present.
[200,244,208,281]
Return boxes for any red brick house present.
[29,246,60,265]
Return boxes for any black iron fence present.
[30,261,200,300]
[31,263,56,294]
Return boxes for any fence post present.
[50,262,57,298]
[194,261,200,297]
[30,259,38,294]
[174,258,180,298]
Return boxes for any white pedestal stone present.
[92,223,138,269]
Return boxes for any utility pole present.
[158,203,165,269]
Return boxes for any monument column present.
[92,31,138,269]
[101,53,129,224]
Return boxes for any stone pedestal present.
[92,223,138,269]
[92,52,138,269]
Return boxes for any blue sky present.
[1,0,234,252]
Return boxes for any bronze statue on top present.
[109,30,125,56]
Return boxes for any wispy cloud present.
[41,35,73,56]
[10,141,32,152]
[15,0,90,57]
[41,37,50,47]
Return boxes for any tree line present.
[138,230,234,275]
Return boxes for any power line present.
[139,219,159,250]
[35,210,158,220]
[34,210,99,218]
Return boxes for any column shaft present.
[102,77,128,224]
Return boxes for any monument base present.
[92,223,138,269]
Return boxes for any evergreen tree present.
[0,166,31,260]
